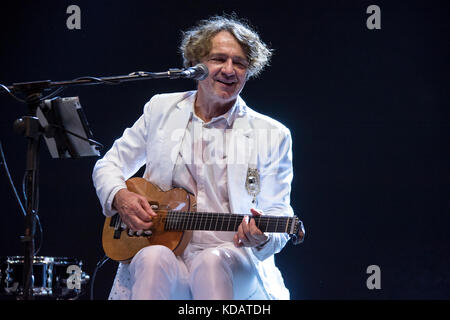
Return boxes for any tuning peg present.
[291,219,305,245]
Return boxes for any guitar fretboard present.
[165,211,295,234]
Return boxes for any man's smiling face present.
[197,30,249,105]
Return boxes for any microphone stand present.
[6,67,197,300]
[13,87,43,300]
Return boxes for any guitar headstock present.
[290,216,305,245]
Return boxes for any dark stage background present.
[0,0,449,300]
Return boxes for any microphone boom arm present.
[7,64,208,96]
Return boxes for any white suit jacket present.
[92,91,295,300]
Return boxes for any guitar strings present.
[162,211,295,232]
[165,212,293,226]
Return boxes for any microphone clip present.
[168,68,185,79]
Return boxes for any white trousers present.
[128,244,266,300]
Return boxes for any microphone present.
[173,63,209,81]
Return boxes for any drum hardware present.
[0,256,90,300]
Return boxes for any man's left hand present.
[233,208,269,248]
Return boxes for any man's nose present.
[221,59,235,76]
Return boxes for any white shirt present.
[172,100,240,248]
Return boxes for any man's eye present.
[235,62,248,69]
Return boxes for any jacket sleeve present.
[251,126,295,261]
[92,99,152,217]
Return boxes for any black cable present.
[0,83,26,103]
[25,87,67,105]
[1,73,135,106]
[48,124,104,150]
[21,171,44,256]
[40,86,66,101]
[1,81,64,103]
[1,82,66,105]
[0,140,26,216]
[90,254,110,300]
[0,140,43,255]
[73,76,121,85]
[34,214,43,255]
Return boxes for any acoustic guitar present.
[102,177,304,262]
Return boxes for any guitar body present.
[102,178,195,263]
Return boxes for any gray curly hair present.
[179,15,273,79]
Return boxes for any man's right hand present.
[112,188,156,231]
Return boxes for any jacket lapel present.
[226,111,255,215]
[158,92,195,190]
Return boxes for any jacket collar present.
[176,90,248,127]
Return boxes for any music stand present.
[37,96,100,159]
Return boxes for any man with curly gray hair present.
[93,14,303,300]
[180,15,273,79]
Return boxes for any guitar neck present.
[165,211,296,234]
